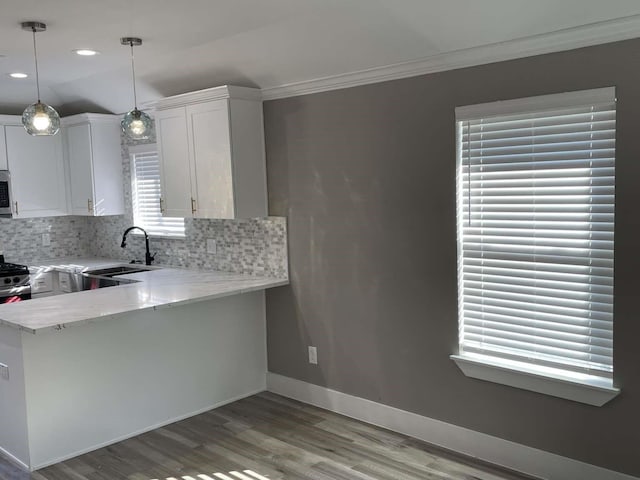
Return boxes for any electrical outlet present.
[0,363,9,380]
[308,346,318,365]
[42,233,50,247]
[206,238,217,254]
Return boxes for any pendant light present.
[21,21,60,136]
[120,37,152,140]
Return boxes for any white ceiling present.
[1,0,640,115]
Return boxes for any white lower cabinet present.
[4,125,68,218]
[156,85,267,219]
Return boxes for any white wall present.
[20,291,266,470]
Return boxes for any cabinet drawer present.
[30,272,53,293]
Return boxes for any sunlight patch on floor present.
[153,470,270,480]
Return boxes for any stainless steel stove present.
[0,256,31,303]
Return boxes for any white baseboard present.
[0,445,30,472]
[31,387,266,471]
[267,372,638,480]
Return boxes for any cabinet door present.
[187,100,234,219]
[5,126,68,218]
[66,123,95,215]
[89,121,124,216]
[0,127,8,170]
[156,107,193,218]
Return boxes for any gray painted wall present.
[264,38,640,476]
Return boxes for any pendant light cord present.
[129,41,138,109]
[31,27,41,102]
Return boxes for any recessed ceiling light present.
[9,72,28,78]
[73,49,99,56]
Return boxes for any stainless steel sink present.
[85,265,155,277]
[78,273,138,290]
[31,270,140,299]
[61,272,138,292]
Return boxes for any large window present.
[452,88,618,406]
[130,145,185,237]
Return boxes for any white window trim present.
[129,144,186,239]
[455,87,616,120]
[451,355,619,406]
[453,87,620,406]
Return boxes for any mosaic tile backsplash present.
[89,216,288,278]
[0,216,93,263]
[0,129,288,279]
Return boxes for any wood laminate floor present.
[0,392,535,480]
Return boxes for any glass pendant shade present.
[22,101,60,136]
[121,108,152,140]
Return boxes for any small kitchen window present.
[130,144,185,238]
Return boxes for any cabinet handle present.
[14,201,18,216]
[159,197,165,214]
[191,197,197,214]
[88,199,93,214]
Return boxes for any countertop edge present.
[24,278,289,335]
[0,258,289,334]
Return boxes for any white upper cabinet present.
[5,125,68,218]
[155,107,192,218]
[155,85,267,219]
[63,114,124,216]
[0,123,8,170]
[187,100,234,219]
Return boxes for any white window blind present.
[455,88,615,384]
[131,149,185,237]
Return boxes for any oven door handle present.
[0,284,31,296]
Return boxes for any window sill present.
[130,231,186,240]
[451,354,620,407]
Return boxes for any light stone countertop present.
[0,258,288,334]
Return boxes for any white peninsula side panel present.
[19,291,267,470]
[0,325,30,469]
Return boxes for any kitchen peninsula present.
[0,258,288,471]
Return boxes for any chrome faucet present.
[121,226,155,265]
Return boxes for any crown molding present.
[0,114,20,125]
[152,85,261,111]
[60,113,120,126]
[262,14,640,101]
